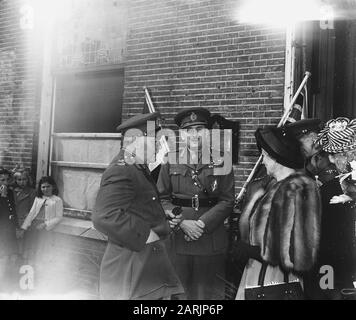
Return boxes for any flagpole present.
[235,71,311,206]
[144,86,156,113]
[278,71,311,126]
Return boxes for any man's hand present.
[165,210,183,229]
[180,220,204,240]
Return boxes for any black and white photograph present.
[0,0,356,305]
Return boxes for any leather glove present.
[232,240,262,263]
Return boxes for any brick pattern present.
[0,0,41,173]
[123,0,286,191]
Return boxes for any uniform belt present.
[172,196,218,210]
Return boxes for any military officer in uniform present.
[92,112,183,300]
[157,107,235,300]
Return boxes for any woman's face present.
[41,182,53,197]
[261,149,278,176]
[16,174,28,188]
[298,132,320,159]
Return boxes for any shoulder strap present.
[258,263,290,286]
[258,263,267,286]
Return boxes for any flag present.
[286,85,308,124]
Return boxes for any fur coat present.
[239,172,321,273]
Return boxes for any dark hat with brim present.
[284,119,322,138]
[255,127,304,169]
[174,107,210,129]
[116,112,161,135]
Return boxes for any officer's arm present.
[198,169,235,233]
[157,163,176,212]
[92,166,151,252]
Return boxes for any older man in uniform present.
[92,112,183,300]
[157,107,235,300]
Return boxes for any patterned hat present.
[316,117,356,154]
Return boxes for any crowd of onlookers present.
[0,168,63,294]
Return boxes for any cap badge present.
[190,112,197,121]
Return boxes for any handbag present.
[245,263,305,300]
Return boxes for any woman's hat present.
[315,117,356,154]
[284,118,322,139]
[255,126,304,169]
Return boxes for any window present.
[54,68,124,133]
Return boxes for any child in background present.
[20,176,63,272]
[12,168,36,260]
[13,168,36,226]
[0,168,19,293]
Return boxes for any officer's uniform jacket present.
[92,149,183,299]
[157,148,235,256]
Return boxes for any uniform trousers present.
[173,253,226,300]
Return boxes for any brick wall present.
[122,0,287,191]
[0,0,41,173]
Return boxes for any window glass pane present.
[54,69,124,133]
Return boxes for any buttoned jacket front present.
[157,148,235,255]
